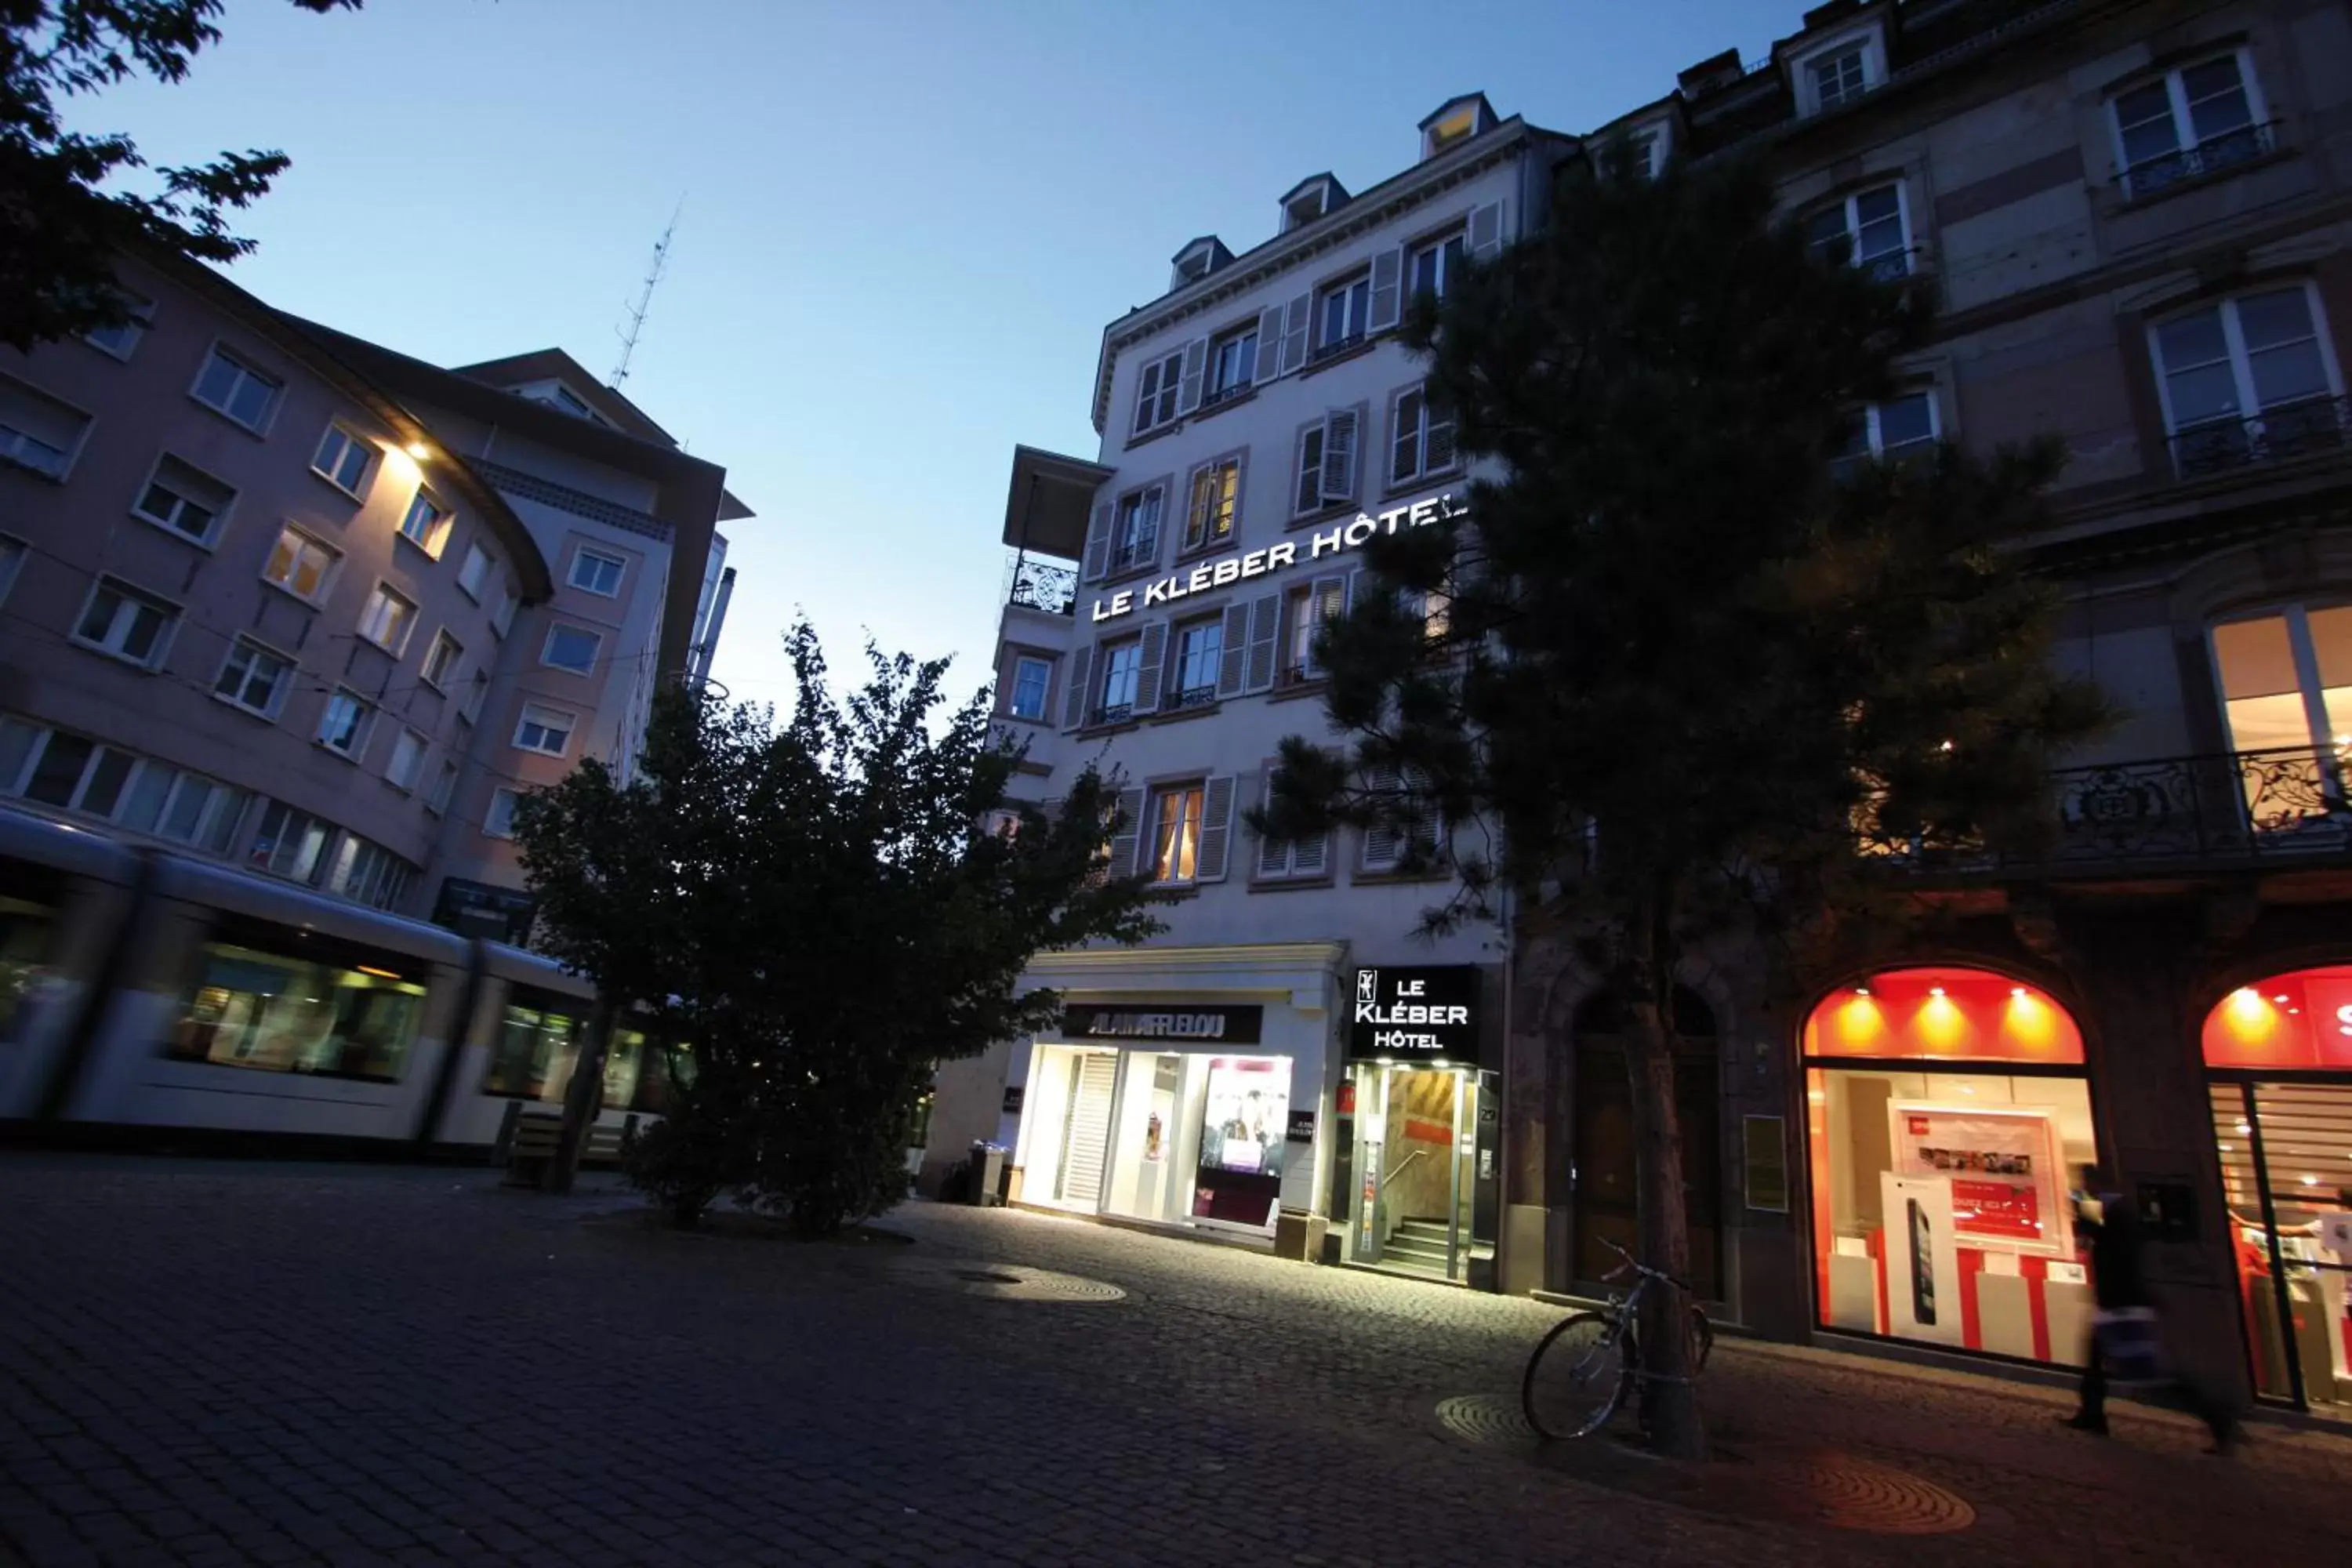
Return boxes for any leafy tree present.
[1,0,361,350]
[1256,149,2106,1457]
[514,622,1163,1233]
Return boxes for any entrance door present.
[1055,1052,1118,1208]
[1348,1064,1477,1281]
[1572,1040,1722,1301]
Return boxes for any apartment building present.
[943,0,2352,1420]
[0,253,748,943]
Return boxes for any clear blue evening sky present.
[86,0,1806,704]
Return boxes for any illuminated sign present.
[1061,1003,1264,1044]
[1348,965,1481,1059]
[1087,491,1468,623]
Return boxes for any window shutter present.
[1133,621,1169,713]
[1322,408,1359,503]
[1294,426,1325,516]
[1254,306,1287,385]
[1279,291,1312,377]
[1082,501,1114,583]
[1294,825,1330,876]
[1367,246,1403,333]
[1426,402,1457,471]
[1468,199,1508,260]
[1346,568,1366,613]
[1216,603,1252,697]
[1061,643,1094,730]
[1177,336,1208,416]
[1362,763,1402,869]
[1391,389,1422,485]
[1196,775,1236,882]
[1109,786,1145,877]
[1254,775,1289,877]
[1244,593,1281,692]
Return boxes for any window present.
[1184,457,1240,552]
[1109,485,1164,575]
[212,637,292,718]
[1831,392,1940,479]
[426,760,457,816]
[82,294,152,360]
[191,345,281,431]
[1806,184,1910,281]
[132,455,234,545]
[1009,655,1051,721]
[1810,47,1867,111]
[462,670,489,724]
[514,702,575,757]
[2111,53,2266,197]
[247,800,334,884]
[1133,350,1184,436]
[0,372,91,480]
[458,543,494,601]
[384,728,426,792]
[485,786,521,838]
[1097,639,1143,723]
[1294,409,1361,515]
[491,586,517,638]
[421,630,462,691]
[1256,777,1330,880]
[1204,326,1258,406]
[542,624,601,674]
[13,729,139,820]
[2151,285,2344,477]
[1171,619,1223,708]
[570,546,625,597]
[1282,577,1348,684]
[316,688,375,760]
[169,941,424,1080]
[28,740,252,853]
[397,490,453,557]
[1389,385,1458,486]
[1149,783,1206,884]
[72,577,177,668]
[1360,764,1443,870]
[311,424,374,497]
[262,524,338,602]
[357,583,418,655]
[2211,605,2352,831]
[1408,230,1466,303]
[483,993,588,1098]
[1316,273,1372,358]
[328,834,416,911]
[0,535,22,604]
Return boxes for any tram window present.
[633,1040,692,1114]
[0,894,59,1039]
[170,941,423,1081]
[484,998,585,1101]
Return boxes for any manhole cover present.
[887,1258,1127,1302]
[1436,1394,1537,1447]
[1788,1452,1975,1535]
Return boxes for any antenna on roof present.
[610,195,684,388]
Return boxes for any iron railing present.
[1004,556,1078,616]
[2168,395,2350,480]
[1167,684,1218,712]
[1200,380,1253,411]
[2122,121,2278,198]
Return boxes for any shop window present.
[169,940,424,1080]
[1805,969,2098,1369]
[2209,604,2352,829]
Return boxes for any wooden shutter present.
[1196,775,1236,882]
[1082,501,1114,583]
[1061,643,1094,731]
[1133,622,1169,713]
[1254,306,1287,385]
[1185,463,1216,552]
[1294,424,1325,516]
[1244,593,1281,692]
[1346,568,1366,613]
[1468,199,1508,260]
[1108,786,1145,876]
[1392,388,1424,485]
[1252,774,1286,877]
[1322,408,1359,503]
[1361,763,1402,869]
[1426,401,1458,471]
[1177,336,1208,415]
[1216,603,1253,698]
[1367,246,1403,333]
[1294,824,1330,876]
[1279,291,1312,377]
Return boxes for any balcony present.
[2120,121,2279,200]
[1004,556,1077,616]
[2168,396,2350,481]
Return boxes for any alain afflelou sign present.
[1059,1003,1264,1046]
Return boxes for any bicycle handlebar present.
[1598,1235,1695,1295]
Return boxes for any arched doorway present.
[1802,967,2095,1367]
[1570,988,1722,1301]
[2201,967,2352,1413]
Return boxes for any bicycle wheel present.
[1522,1311,1633,1440]
[1690,1306,1714,1374]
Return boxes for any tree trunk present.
[1623,906,1706,1459]
[543,994,615,1195]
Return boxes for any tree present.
[1,0,361,351]
[1255,148,2106,1457]
[514,622,1163,1232]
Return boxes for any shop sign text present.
[1061,1002,1265,1047]
[1347,965,1481,1060]
[1088,492,1466,624]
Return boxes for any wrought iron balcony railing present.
[2168,395,2351,480]
[1004,557,1078,616]
[2122,121,2278,199]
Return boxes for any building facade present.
[0,256,748,946]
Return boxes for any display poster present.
[1889,1102,2070,1258]
[1198,1058,1288,1180]
[1881,1173,1964,1345]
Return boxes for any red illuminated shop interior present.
[1805,968,2096,1368]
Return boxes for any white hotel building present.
[928,96,1573,1284]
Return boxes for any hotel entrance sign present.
[1087,491,1466,624]
[1348,965,1480,1059]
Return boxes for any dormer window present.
[1428,108,1476,152]
[1281,174,1348,234]
[1168,236,1233,293]
[1792,30,1885,118]
[510,379,614,428]
[1418,93,1497,161]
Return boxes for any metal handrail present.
[1381,1146,1432,1192]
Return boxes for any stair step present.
[1393,1221,1452,1240]
[1384,1235,1451,1262]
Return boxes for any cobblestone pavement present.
[1,1156,2344,1567]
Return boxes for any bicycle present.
[1520,1236,1714,1440]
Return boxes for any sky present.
[82,0,1808,707]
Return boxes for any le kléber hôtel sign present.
[1348,965,1482,1061]
[1087,491,1467,623]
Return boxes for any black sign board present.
[1348,965,1480,1060]
[1001,1085,1025,1116]
[1060,1003,1263,1045]
[1286,1110,1317,1144]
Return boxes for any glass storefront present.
[2202,970,2352,1412]
[1805,967,2098,1366]
[1343,1062,1490,1283]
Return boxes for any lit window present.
[133,455,234,544]
[1184,458,1240,552]
[1315,273,1372,358]
[191,345,281,431]
[263,524,338,602]
[72,577,177,668]
[2151,285,2344,477]
[317,689,375,759]
[458,543,494,601]
[1096,640,1142,723]
[1171,619,1223,707]
[542,624,601,674]
[384,728,426,792]
[485,786,522,837]
[2111,53,2265,198]
[422,630,463,691]
[311,424,374,497]
[1806,184,1911,282]
[1132,349,1185,436]
[570,547,625,596]
[1009,655,1051,721]
[397,490,453,557]
[212,637,292,718]
[1389,384,1458,485]
[357,583,418,655]
[1109,486,1163,575]
[514,702,575,757]
[1150,783,1206,884]
[1831,392,1940,478]
[2210,605,2352,834]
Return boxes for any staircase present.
[1381,1218,1454,1278]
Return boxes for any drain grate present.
[1784,1452,1976,1535]
[1435,1393,1539,1447]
